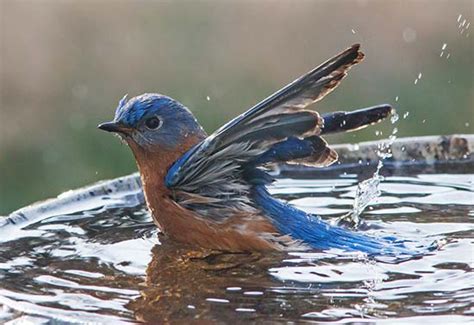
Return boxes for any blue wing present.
[165,44,392,221]
[321,104,394,134]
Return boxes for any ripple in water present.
[0,168,473,323]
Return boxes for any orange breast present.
[151,197,280,252]
[128,135,281,252]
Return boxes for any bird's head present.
[99,93,206,156]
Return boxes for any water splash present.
[414,72,422,85]
[457,14,471,37]
[440,43,448,58]
[337,113,399,228]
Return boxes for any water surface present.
[0,167,473,323]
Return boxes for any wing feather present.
[165,44,368,220]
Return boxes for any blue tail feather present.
[252,185,421,256]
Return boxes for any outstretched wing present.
[165,44,370,219]
[321,104,394,134]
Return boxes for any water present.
[337,112,400,228]
[0,167,473,323]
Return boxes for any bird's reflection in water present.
[128,238,284,322]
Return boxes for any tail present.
[252,185,427,257]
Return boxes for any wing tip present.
[345,43,364,64]
[366,103,396,121]
[287,135,339,167]
[351,43,361,50]
[310,44,365,103]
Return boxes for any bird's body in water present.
[99,44,415,255]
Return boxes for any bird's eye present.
[144,116,162,130]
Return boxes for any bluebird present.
[99,44,414,255]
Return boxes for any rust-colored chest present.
[128,137,280,252]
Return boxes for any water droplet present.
[403,112,410,119]
[226,287,241,291]
[402,27,417,43]
[414,79,418,85]
[390,113,399,124]
[457,14,462,23]
[465,122,470,127]
[206,96,210,101]
[351,29,356,34]
[236,308,256,313]
[395,96,399,102]
[422,119,426,123]
[446,53,451,59]
[442,43,447,50]
[206,298,230,303]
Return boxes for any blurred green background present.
[0,1,472,215]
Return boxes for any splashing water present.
[337,113,399,228]
[457,14,471,36]
[414,72,422,85]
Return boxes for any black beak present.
[98,121,120,133]
[98,121,130,133]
